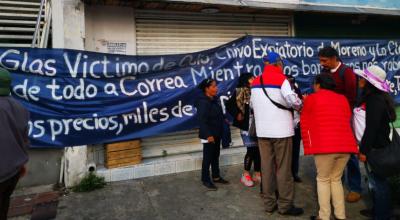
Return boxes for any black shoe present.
[279,206,304,216]
[294,176,302,183]
[202,181,217,190]
[213,177,229,184]
[310,216,322,220]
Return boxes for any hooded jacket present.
[195,93,224,140]
[300,89,358,155]
[251,65,302,138]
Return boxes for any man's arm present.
[281,80,303,111]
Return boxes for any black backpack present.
[224,90,249,130]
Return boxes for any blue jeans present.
[368,168,392,220]
[344,154,362,193]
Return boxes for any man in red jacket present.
[318,46,362,203]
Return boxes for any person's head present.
[263,51,284,71]
[354,65,390,93]
[0,68,11,96]
[318,46,340,70]
[237,73,255,88]
[355,65,396,121]
[313,73,336,92]
[198,78,218,97]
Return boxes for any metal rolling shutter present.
[135,10,293,158]
[135,10,293,55]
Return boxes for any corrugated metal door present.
[135,10,293,158]
[135,10,293,55]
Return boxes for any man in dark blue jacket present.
[0,68,30,220]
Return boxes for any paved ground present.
[47,156,374,220]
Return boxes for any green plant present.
[72,172,106,192]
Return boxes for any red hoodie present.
[301,89,358,155]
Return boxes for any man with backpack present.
[318,46,361,203]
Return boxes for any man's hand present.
[207,136,215,143]
[358,153,367,162]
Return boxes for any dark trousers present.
[292,126,301,178]
[244,147,261,172]
[221,121,231,149]
[367,168,392,220]
[0,172,20,220]
[201,138,221,183]
[344,154,362,193]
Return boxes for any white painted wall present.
[51,0,88,188]
[85,5,136,55]
[84,5,137,166]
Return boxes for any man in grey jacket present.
[0,68,29,220]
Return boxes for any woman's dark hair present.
[318,46,339,59]
[363,82,397,122]
[237,73,253,88]
[198,78,216,92]
[314,73,336,91]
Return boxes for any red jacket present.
[300,89,358,155]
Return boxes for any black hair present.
[237,73,253,88]
[363,82,397,122]
[198,78,216,93]
[318,46,340,59]
[314,73,336,91]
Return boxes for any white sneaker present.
[240,173,254,187]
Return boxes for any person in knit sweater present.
[301,73,358,220]
[318,46,362,203]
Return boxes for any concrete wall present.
[17,149,63,188]
[85,5,136,55]
[84,5,137,167]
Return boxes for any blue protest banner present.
[0,36,399,147]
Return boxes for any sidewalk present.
[31,156,375,220]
